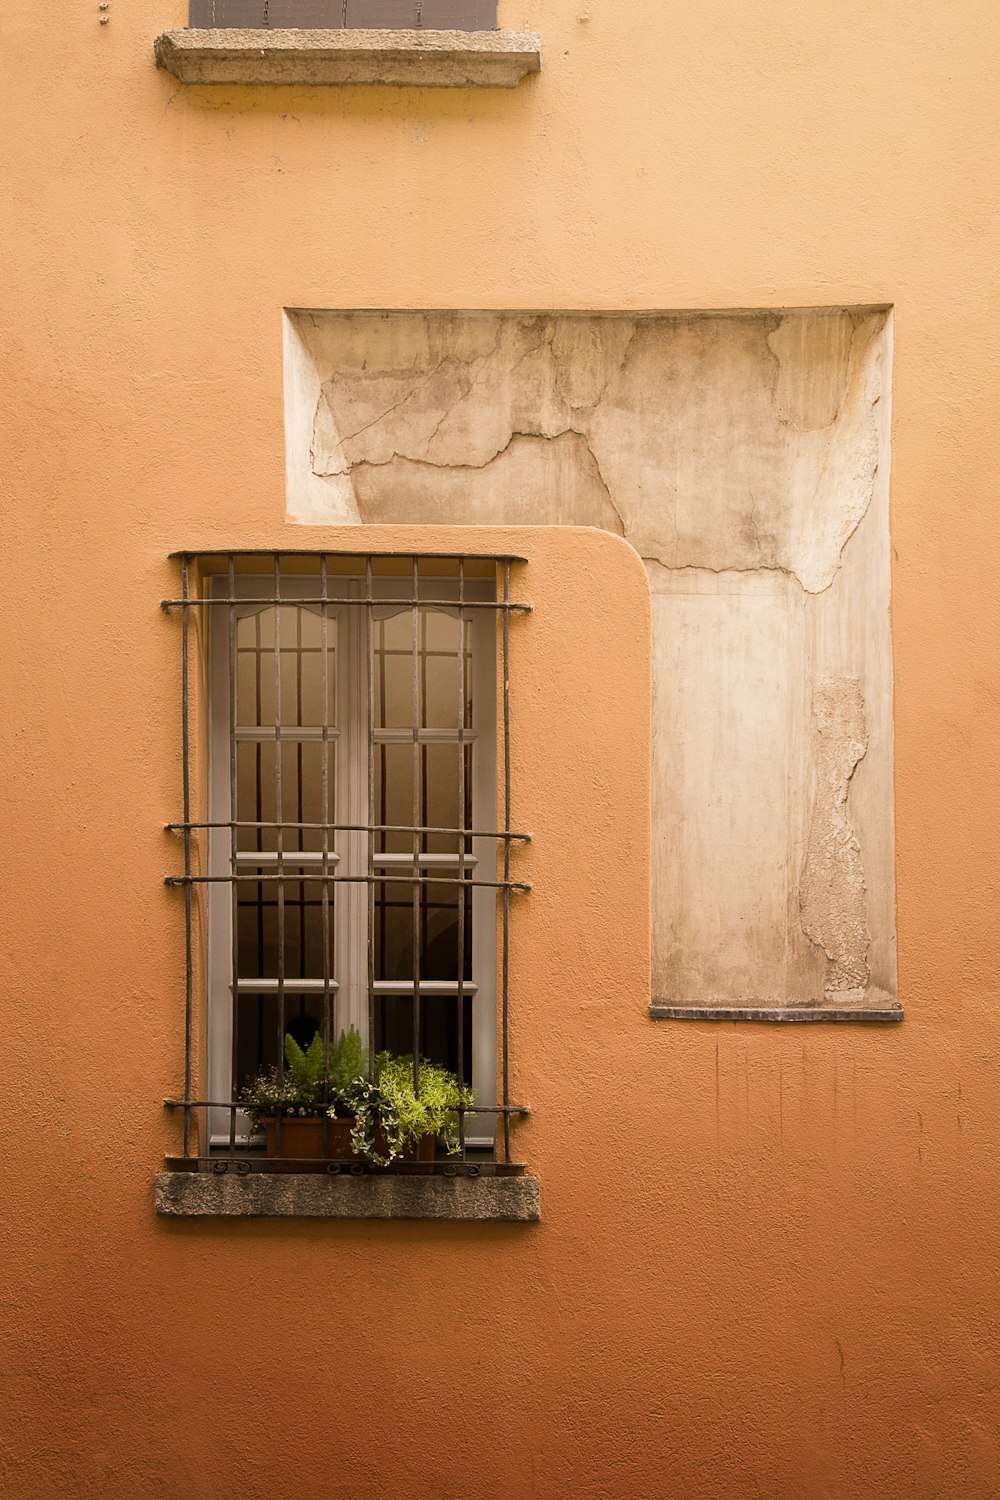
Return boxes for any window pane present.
[236,994,332,1095]
[374,877,472,983]
[421,609,473,731]
[375,994,473,1083]
[236,740,336,853]
[236,605,335,729]
[376,741,472,854]
[237,877,333,981]
[374,609,471,730]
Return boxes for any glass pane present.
[375,608,471,730]
[237,878,333,982]
[236,740,336,853]
[374,877,472,983]
[236,605,335,729]
[374,612,413,729]
[421,610,472,730]
[375,994,473,1084]
[235,994,334,1096]
[376,741,472,855]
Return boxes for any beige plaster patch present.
[284,307,896,1012]
[799,678,872,1002]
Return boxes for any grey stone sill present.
[153,28,542,87]
[155,1170,540,1220]
[650,1004,904,1024]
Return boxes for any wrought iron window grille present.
[163,551,531,1176]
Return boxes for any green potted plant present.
[340,1053,474,1169]
[241,1026,367,1170]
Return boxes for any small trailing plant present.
[340,1052,474,1167]
[241,1026,368,1127]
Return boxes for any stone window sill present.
[649,1004,904,1024]
[155,1170,540,1220]
[153,28,542,87]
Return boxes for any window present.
[165,553,529,1174]
[186,0,499,30]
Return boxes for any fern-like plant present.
[283,1032,326,1100]
[241,1026,370,1126]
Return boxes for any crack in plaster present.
[799,677,872,1000]
[337,356,454,447]
[305,310,884,597]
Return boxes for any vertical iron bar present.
[320,555,331,1155]
[365,557,376,1081]
[254,613,264,1070]
[411,559,421,1095]
[501,561,512,1163]
[180,558,193,1158]
[227,555,239,1151]
[296,609,306,1001]
[377,625,388,985]
[274,555,285,1157]
[456,559,466,1156]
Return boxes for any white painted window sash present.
[207,571,497,1151]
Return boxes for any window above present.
[153,16,541,88]
[188,0,498,27]
[158,552,538,1220]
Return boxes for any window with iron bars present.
[164,553,530,1175]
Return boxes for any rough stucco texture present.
[287,308,896,1009]
[4,0,1000,1495]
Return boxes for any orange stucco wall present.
[3,2,999,1496]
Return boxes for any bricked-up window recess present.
[187,0,498,29]
[163,553,530,1175]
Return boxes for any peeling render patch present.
[289,309,886,595]
[800,678,872,1002]
[284,307,897,1013]
[351,432,625,533]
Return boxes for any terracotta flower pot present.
[261,1115,357,1173]
[373,1128,438,1170]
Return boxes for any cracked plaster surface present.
[295,308,884,595]
[799,678,872,1002]
[285,307,896,1011]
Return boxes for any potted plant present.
[340,1053,474,1170]
[241,1026,367,1170]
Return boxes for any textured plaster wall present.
[3,0,1000,1496]
[286,307,896,1009]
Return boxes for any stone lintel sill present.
[155,1170,540,1220]
[153,29,541,87]
[649,1004,904,1024]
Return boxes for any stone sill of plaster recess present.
[649,1004,904,1024]
[153,29,542,86]
[155,1170,540,1221]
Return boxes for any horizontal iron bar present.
[162,1157,529,1174]
[165,1098,530,1114]
[162,596,530,612]
[169,549,529,561]
[235,978,340,991]
[165,873,532,890]
[166,820,530,840]
[231,979,480,995]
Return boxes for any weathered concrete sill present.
[155,1170,540,1220]
[649,1005,904,1024]
[153,29,542,87]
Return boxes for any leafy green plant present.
[329,1024,367,1101]
[283,1032,326,1100]
[340,1052,474,1166]
[241,1026,369,1127]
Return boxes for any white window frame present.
[206,571,498,1149]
